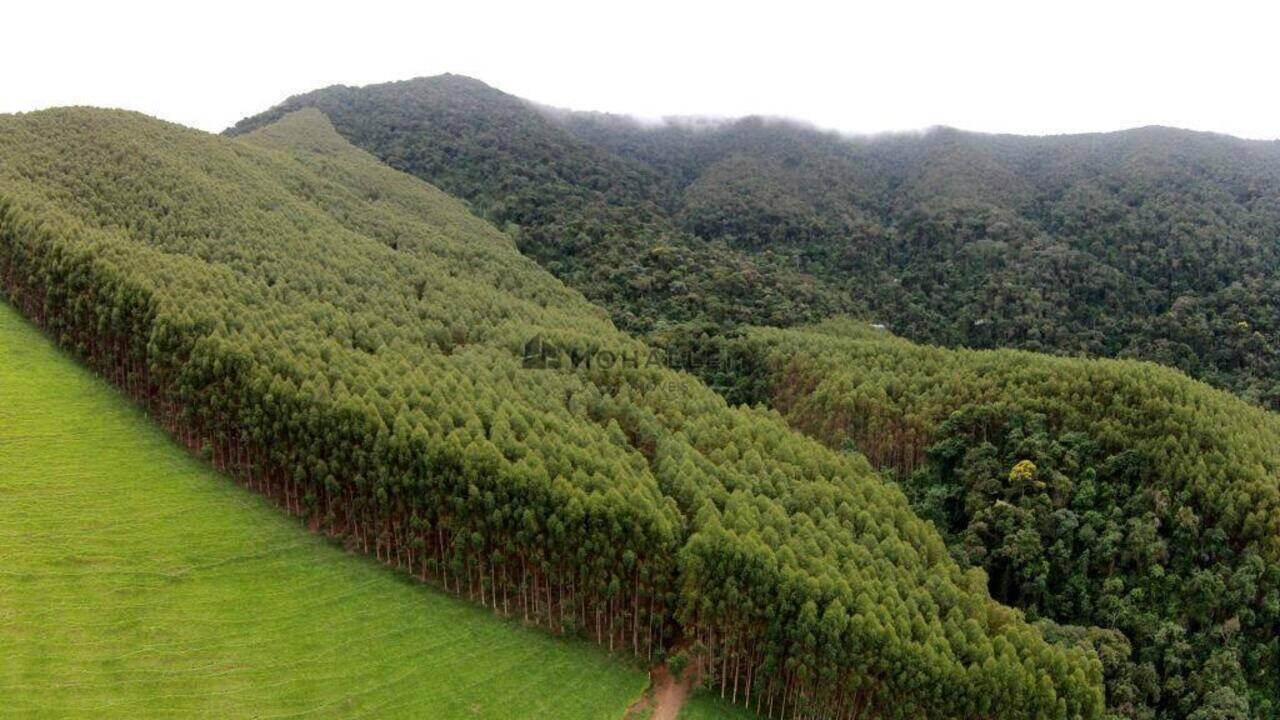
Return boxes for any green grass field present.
[677,691,756,720]
[0,301,647,718]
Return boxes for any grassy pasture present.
[0,301,647,718]
[677,691,756,720]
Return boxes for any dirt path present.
[648,664,690,720]
[624,663,692,720]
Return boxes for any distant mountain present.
[232,76,1280,409]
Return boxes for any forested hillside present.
[677,319,1280,719]
[0,108,1103,719]
[227,75,852,332]
[232,76,1280,409]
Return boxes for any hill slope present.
[233,76,1280,409]
[0,301,649,718]
[228,76,853,332]
[0,108,1102,718]
[679,319,1280,719]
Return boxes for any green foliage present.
[1,108,1102,719]
[0,302,649,718]
[700,319,1280,719]
[666,650,690,678]
[679,690,760,720]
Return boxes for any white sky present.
[4,0,1278,139]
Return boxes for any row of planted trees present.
[0,204,679,661]
[0,107,1105,720]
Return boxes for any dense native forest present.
[0,108,1105,719]
[670,319,1280,719]
[230,75,1280,410]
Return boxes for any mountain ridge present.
[232,73,1280,146]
